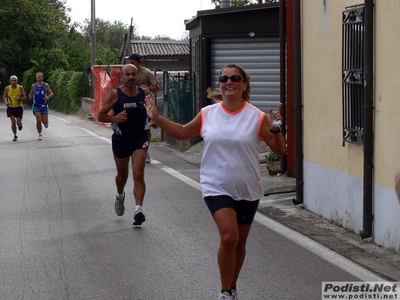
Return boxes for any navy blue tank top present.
[111,87,149,137]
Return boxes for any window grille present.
[342,5,365,145]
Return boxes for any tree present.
[59,26,91,71]
[79,18,132,65]
[81,19,131,47]
[0,0,70,77]
[107,21,130,50]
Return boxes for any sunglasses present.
[218,75,243,83]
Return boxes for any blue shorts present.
[204,195,260,225]
[112,132,149,159]
[33,104,49,115]
[7,107,23,118]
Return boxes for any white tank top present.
[200,101,266,201]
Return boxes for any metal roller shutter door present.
[210,37,280,112]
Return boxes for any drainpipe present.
[292,0,303,205]
[279,0,287,174]
[360,0,374,239]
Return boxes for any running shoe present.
[44,123,49,128]
[218,292,232,300]
[133,209,146,225]
[231,288,238,300]
[38,133,43,140]
[18,125,23,131]
[13,135,18,142]
[146,153,151,163]
[115,193,125,216]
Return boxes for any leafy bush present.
[48,70,83,114]
[266,150,280,162]
[68,72,85,111]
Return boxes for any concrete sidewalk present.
[53,109,400,281]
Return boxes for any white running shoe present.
[38,133,43,140]
[218,292,232,300]
[115,193,125,216]
[231,288,238,300]
[146,153,151,163]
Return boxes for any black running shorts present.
[204,195,260,225]
[112,132,149,159]
[7,107,23,118]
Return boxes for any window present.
[342,5,364,145]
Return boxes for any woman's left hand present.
[271,103,283,121]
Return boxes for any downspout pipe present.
[360,0,374,239]
[293,0,303,205]
[279,0,287,174]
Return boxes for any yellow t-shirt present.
[7,85,23,108]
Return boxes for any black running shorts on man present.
[7,107,23,118]
[112,132,149,158]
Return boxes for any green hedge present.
[22,70,84,114]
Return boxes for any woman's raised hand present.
[144,94,158,120]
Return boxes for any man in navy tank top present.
[98,64,154,226]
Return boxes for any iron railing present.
[164,71,194,124]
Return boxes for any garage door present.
[210,37,281,112]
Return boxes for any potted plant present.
[265,150,280,175]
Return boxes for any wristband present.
[270,128,281,134]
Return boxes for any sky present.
[65,0,215,40]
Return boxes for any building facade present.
[300,0,400,250]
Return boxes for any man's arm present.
[144,69,160,93]
[28,84,34,100]
[19,85,26,101]
[3,86,8,104]
[44,83,54,100]
[98,89,128,123]
[148,82,160,93]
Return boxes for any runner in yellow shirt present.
[3,75,26,141]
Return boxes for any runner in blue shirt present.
[28,72,54,140]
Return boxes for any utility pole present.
[90,0,96,66]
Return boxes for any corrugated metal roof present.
[130,40,189,57]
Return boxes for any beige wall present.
[301,0,400,249]
[302,0,400,189]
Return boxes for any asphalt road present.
[0,104,391,300]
